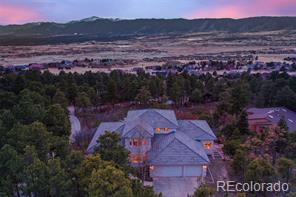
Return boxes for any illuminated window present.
[129,153,147,163]
[134,155,140,162]
[133,139,138,147]
[203,142,212,149]
[143,139,148,145]
[144,154,148,161]
[129,139,138,147]
[130,139,148,147]
[155,128,161,133]
[163,128,169,133]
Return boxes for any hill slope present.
[1,17,296,45]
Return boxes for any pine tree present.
[237,110,249,135]
[135,86,152,105]
[87,165,133,197]
[94,131,129,168]
[278,116,288,131]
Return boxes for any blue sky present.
[1,0,296,24]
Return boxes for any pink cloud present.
[191,5,245,19]
[255,0,296,10]
[0,4,41,24]
[189,0,296,19]
[247,0,296,15]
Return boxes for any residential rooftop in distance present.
[247,107,296,132]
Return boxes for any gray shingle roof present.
[175,131,209,163]
[87,122,124,153]
[177,120,216,141]
[148,131,209,165]
[247,107,296,132]
[122,118,154,138]
[147,132,176,160]
[126,109,178,128]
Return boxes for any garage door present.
[151,166,183,177]
[183,166,202,176]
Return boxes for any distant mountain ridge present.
[1,16,296,45]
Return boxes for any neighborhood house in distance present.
[247,107,296,133]
[87,109,216,196]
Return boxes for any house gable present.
[122,118,154,138]
[124,125,154,138]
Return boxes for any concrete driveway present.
[153,177,200,197]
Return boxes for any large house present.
[87,109,216,196]
[247,107,296,133]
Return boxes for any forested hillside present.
[1,17,296,45]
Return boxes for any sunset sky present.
[1,0,296,24]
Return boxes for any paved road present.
[153,177,199,197]
[68,106,81,143]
